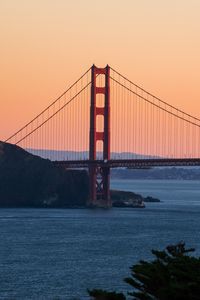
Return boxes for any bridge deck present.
[54,158,200,168]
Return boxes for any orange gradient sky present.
[1,0,200,141]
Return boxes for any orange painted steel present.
[88,65,111,207]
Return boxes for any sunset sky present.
[1,0,200,143]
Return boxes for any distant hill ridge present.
[27,148,158,160]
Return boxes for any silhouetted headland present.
[0,141,159,208]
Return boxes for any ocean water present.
[0,180,200,299]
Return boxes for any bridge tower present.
[88,65,111,208]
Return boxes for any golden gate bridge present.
[5,65,200,207]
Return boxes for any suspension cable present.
[110,67,200,123]
[110,76,200,129]
[15,81,91,145]
[5,67,91,142]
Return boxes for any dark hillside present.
[0,141,89,207]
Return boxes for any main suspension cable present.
[111,67,200,123]
[15,81,91,145]
[110,76,200,129]
[5,67,91,142]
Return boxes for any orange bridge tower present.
[89,65,111,208]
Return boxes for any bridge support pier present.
[88,65,111,208]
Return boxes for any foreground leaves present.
[88,242,200,300]
[88,289,126,300]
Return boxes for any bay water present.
[0,180,200,299]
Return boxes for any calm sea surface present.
[1,180,200,299]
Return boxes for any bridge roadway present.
[54,158,200,169]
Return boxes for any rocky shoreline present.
[111,190,160,208]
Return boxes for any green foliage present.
[88,289,126,300]
[88,242,200,300]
